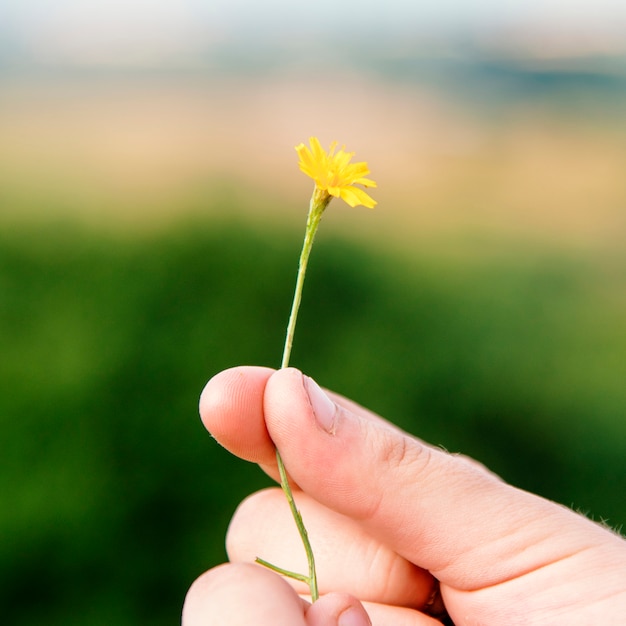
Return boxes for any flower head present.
[295,137,377,209]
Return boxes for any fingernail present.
[338,606,371,626]
[304,376,336,433]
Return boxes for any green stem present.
[280,189,328,369]
[256,188,330,603]
[254,557,310,583]
[274,450,318,601]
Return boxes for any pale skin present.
[182,366,626,626]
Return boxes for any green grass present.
[1,218,625,625]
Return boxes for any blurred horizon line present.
[2,20,626,74]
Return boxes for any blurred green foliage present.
[1,218,625,625]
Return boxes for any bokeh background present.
[1,1,626,624]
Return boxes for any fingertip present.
[264,366,304,391]
[264,367,315,440]
[199,365,276,463]
[199,365,271,426]
[182,563,226,625]
[306,593,371,626]
[183,562,306,626]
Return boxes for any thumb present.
[264,368,623,593]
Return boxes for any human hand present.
[183,366,626,625]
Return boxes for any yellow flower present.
[295,137,377,209]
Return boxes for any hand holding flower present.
[184,367,626,625]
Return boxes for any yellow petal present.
[339,186,377,209]
[354,177,377,188]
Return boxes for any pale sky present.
[2,0,626,66]
[4,0,626,26]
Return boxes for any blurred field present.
[1,71,625,251]
[1,61,626,626]
[2,218,626,626]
